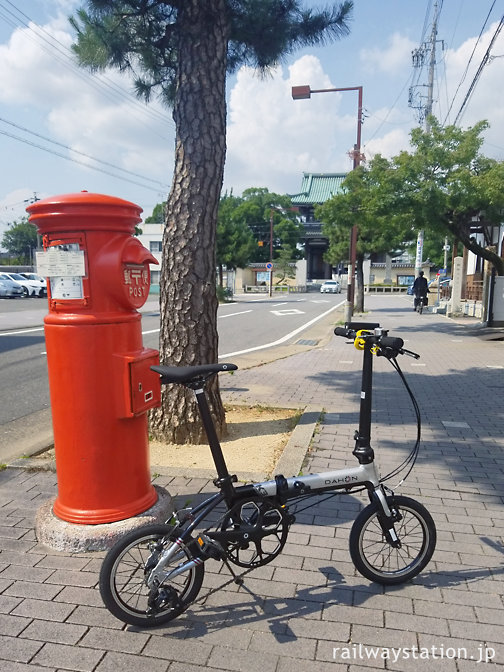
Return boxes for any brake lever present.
[400,348,420,360]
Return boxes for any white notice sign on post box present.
[36,246,86,300]
[36,247,86,277]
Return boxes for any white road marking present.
[442,421,470,429]
[0,327,44,336]
[220,300,345,358]
[270,309,305,316]
[218,310,253,319]
[141,309,254,335]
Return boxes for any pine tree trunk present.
[150,1,228,444]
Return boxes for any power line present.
[0,128,166,194]
[0,1,174,138]
[454,14,504,125]
[0,115,169,189]
[443,0,498,125]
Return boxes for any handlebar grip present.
[379,336,404,350]
[345,321,380,331]
[334,327,351,337]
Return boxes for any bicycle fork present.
[371,487,402,547]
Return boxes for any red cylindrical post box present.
[27,192,161,524]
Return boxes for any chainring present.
[220,497,290,568]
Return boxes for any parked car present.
[320,280,341,294]
[0,277,24,299]
[20,273,47,296]
[0,272,45,297]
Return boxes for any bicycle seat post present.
[191,384,236,499]
[353,338,375,465]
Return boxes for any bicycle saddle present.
[151,362,238,385]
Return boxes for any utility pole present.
[409,2,443,273]
[424,4,438,133]
[24,192,40,205]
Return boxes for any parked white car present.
[0,272,46,297]
[0,277,23,299]
[320,280,342,294]
[20,273,47,297]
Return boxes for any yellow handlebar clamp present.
[354,329,370,350]
[354,330,379,354]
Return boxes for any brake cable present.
[378,354,422,487]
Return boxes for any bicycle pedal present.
[196,534,225,560]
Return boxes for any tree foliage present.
[231,188,303,263]
[70,0,354,443]
[1,218,38,263]
[392,118,504,276]
[70,1,353,104]
[216,193,256,285]
[317,157,415,311]
[144,202,165,224]
[318,117,504,313]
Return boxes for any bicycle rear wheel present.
[349,495,436,585]
[99,524,204,627]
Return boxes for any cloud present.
[225,55,363,195]
[224,54,417,196]
[364,128,412,162]
[360,33,416,75]
[0,18,173,209]
[440,20,504,157]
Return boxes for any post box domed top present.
[27,191,143,235]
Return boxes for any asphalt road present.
[0,292,345,462]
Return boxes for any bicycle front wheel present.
[99,524,204,627]
[349,495,436,585]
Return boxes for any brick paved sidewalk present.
[0,294,503,671]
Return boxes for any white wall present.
[137,222,162,283]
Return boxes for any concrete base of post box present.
[35,485,173,553]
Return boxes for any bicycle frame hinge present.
[352,435,375,464]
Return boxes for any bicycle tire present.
[99,524,204,627]
[349,495,436,585]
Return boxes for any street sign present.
[265,262,273,270]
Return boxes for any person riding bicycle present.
[412,271,429,311]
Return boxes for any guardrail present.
[244,285,290,293]
[365,286,409,293]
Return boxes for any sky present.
[1,0,503,248]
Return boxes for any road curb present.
[274,404,322,477]
[11,404,322,484]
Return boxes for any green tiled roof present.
[290,173,347,205]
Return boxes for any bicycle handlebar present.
[334,324,420,359]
